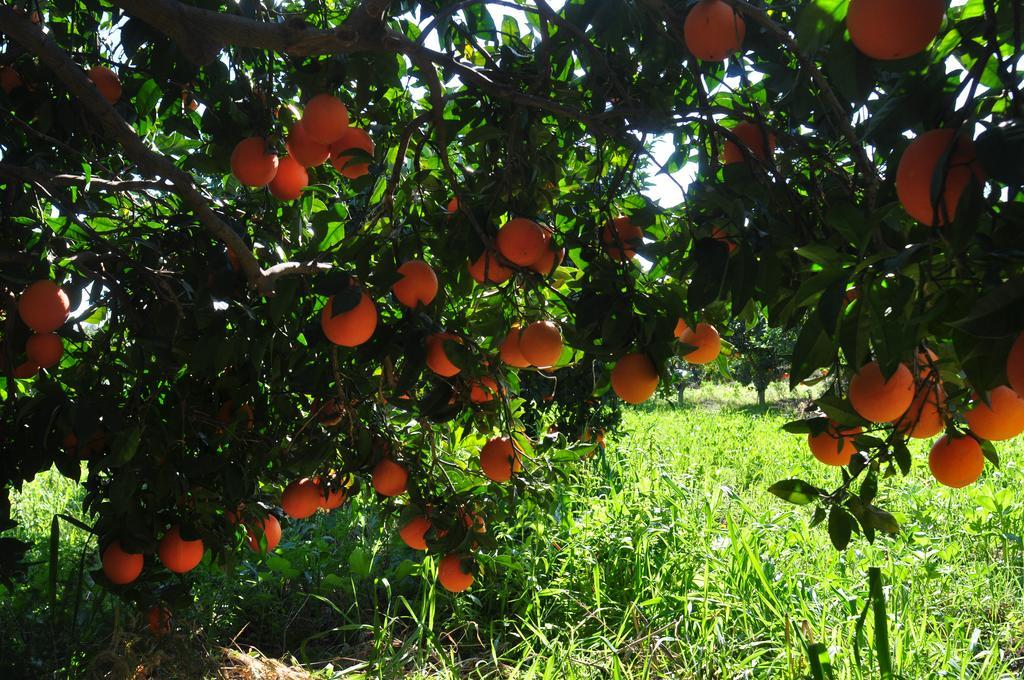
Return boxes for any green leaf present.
[828,506,853,550]
[136,79,161,117]
[768,479,823,505]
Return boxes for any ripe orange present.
[469,375,499,403]
[683,0,745,62]
[602,216,643,261]
[330,127,374,179]
[929,434,984,488]
[216,401,254,432]
[467,250,513,285]
[844,287,862,305]
[301,94,350,144]
[147,606,171,637]
[427,332,463,377]
[611,352,660,404]
[372,459,409,496]
[674,321,721,365]
[497,218,549,266]
[529,244,564,276]
[158,526,204,574]
[399,516,431,550]
[101,541,144,585]
[26,332,63,369]
[268,156,308,201]
[87,66,121,103]
[392,260,439,308]
[723,122,776,165]
[711,226,737,254]
[286,122,331,167]
[0,66,22,94]
[479,436,522,482]
[231,137,279,187]
[500,326,531,368]
[281,478,320,519]
[1008,334,1024,397]
[437,554,474,592]
[320,292,378,347]
[519,320,563,368]
[447,197,460,214]
[247,514,282,552]
[895,129,984,226]
[848,361,914,423]
[18,280,70,332]
[846,0,946,60]
[13,361,39,379]
[965,386,1024,441]
[807,422,863,466]
[895,383,945,439]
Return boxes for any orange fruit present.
[929,434,984,488]
[611,352,660,404]
[844,287,862,304]
[723,122,776,165]
[1,66,22,94]
[895,383,945,439]
[1008,334,1024,397]
[320,292,377,347]
[87,66,121,103]
[246,514,281,552]
[497,218,549,266]
[26,332,63,369]
[500,326,531,368]
[300,94,349,144]
[101,541,144,585]
[529,244,565,276]
[469,375,499,403]
[399,516,431,550]
[674,321,722,364]
[286,122,330,167]
[330,127,374,179]
[846,0,946,60]
[427,332,462,377]
[437,553,474,592]
[848,361,915,423]
[467,250,513,285]
[231,137,279,187]
[372,459,408,496]
[18,280,70,332]
[146,606,171,637]
[281,478,320,519]
[447,197,460,214]
[216,401,254,432]
[479,436,522,482]
[519,320,563,368]
[392,260,438,308]
[158,526,204,574]
[268,155,308,201]
[711,226,737,254]
[965,386,1024,441]
[895,129,983,226]
[11,360,39,379]
[683,0,745,62]
[808,422,863,466]
[602,216,643,261]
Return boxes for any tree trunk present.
[757,387,766,406]
[677,383,686,407]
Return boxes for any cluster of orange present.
[810,344,1024,489]
[687,1,973,229]
[3,280,69,379]
[230,93,375,200]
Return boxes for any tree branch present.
[0,163,170,193]
[107,0,390,63]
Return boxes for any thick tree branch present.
[107,0,391,63]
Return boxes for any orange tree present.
[1,0,1022,604]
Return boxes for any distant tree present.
[729,317,796,406]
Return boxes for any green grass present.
[5,382,1024,678]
